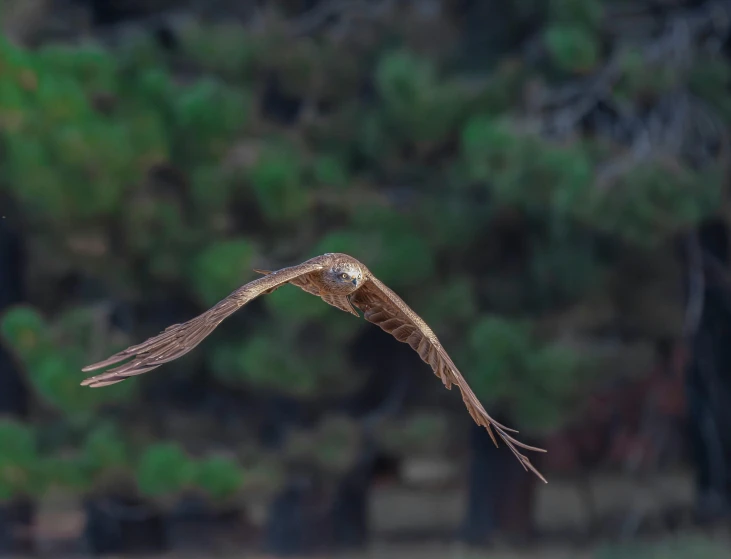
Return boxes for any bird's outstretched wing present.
[80,260,325,388]
[350,276,547,483]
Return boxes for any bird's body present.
[81,252,547,482]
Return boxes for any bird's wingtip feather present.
[81,351,133,372]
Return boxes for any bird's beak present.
[352,278,358,286]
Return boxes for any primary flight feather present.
[81,253,547,482]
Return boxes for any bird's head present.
[323,261,364,294]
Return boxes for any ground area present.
[27,468,731,558]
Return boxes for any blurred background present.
[1,0,731,557]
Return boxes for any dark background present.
[1,0,731,557]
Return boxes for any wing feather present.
[80,260,324,387]
[350,276,547,483]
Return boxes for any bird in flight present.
[81,253,546,482]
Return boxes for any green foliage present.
[189,165,237,216]
[311,415,362,475]
[208,324,352,397]
[0,304,50,364]
[194,455,244,503]
[461,116,594,214]
[312,154,349,188]
[44,454,89,493]
[179,22,257,80]
[595,536,731,559]
[466,316,585,432]
[545,24,600,73]
[374,49,467,146]
[188,238,256,306]
[0,305,135,417]
[248,145,309,223]
[313,227,436,290]
[282,415,361,476]
[313,229,374,257]
[0,5,725,505]
[135,442,196,501]
[0,419,44,502]
[584,160,723,246]
[689,57,731,124]
[82,423,130,482]
[548,0,604,30]
[375,412,449,457]
[266,283,332,321]
[461,114,720,247]
[0,33,249,240]
[420,278,478,327]
[613,48,679,101]
[369,232,437,289]
[526,222,605,308]
[170,77,250,165]
[209,331,309,393]
[545,0,602,74]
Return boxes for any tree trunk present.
[83,495,166,555]
[0,217,34,554]
[0,218,29,418]
[0,500,34,555]
[263,458,373,557]
[263,474,323,556]
[329,460,371,549]
[461,420,540,545]
[163,494,247,552]
[683,221,731,521]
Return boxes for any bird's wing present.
[350,276,547,482]
[254,268,358,316]
[80,260,325,388]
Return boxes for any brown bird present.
[81,253,546,482]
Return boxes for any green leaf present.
[467,315,532,404]
[545,24,600,73]
[248,147,308,222]
[375,50,436,112]
[549,0,603,30]
[313,230,373,257]
[195,455,244,502]
[0,419,42,502]
[0,305,49,359]
[688,58,731,124]
[172,78,250,162]
[45,454,89,493]
[188,239,256,307]
[237,334,314,395]
[585,160,722,245]
[135,442,195,499]
[180,22,256,79]
[312,154,349,187]
[374,49,466,144]
[461,116,518,182]
[265,284,332,322]
[420,278,477,326]
[83,423,129,476]
[368,232,436,288]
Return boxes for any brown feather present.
[80,258,326,387]
[350,276,547,483]
[321,293,359,316]
[81,252,547,482]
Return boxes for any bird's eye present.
[340,273,349,279]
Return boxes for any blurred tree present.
[0,215,28,417]
[0,419,41,554]
[0,206,34,554]
[683,220,731,522]
[0,0,729,553]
